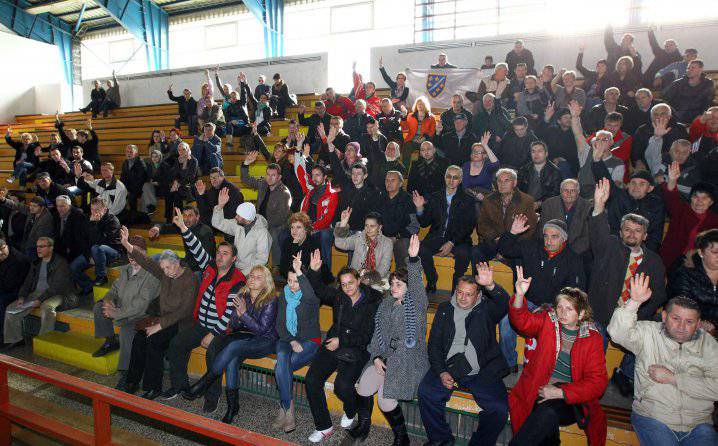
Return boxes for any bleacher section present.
[6,78,709,444]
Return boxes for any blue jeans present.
[13,161,34,186]
[631,412,718,446]
[211,334,276,389]
[418,370,508,446]
[70,245,120,294]
[313,229,334,271]
[275,339,319,409]
[500,299,538,367]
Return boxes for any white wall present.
[370,21,718,87]
[0,31,66,123]
[81,53,329,106]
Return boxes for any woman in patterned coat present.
[345,234,429,446]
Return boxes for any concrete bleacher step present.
[33,330,119,375]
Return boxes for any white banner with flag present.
[404,68,481,110]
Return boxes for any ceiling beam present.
[24,0,80,15]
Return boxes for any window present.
[109,39,136,63]
[205,22,238,49]
[330,2,374,33]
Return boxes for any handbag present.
[134,316,160,331]
[332,304,360,364]
[445,334,473,381]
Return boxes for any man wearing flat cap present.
[433,112,478,166]
[211,189,270,275]
[92,235,161,391]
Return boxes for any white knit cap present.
[235,202,257,222]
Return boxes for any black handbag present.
[445,334,473,381]
[332,304,361,363]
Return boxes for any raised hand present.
[302,143,311,158]
[667,160,681,188]
[309,249,322,272]
[653,117,671,137]
[194,179,206,196]
[172,207,187,231]
[435,120,443,135]
[399,104,408,116]
[296,132,305,147]
[379,56,384,68]
[119,225,131,250]
[339,207,352,227]
[412,190,426,210]
[73,162,83,178]
[5,127,10,136]
[578,44,586,52]
[168,83,173,91]
[244,151,259,165]
[544,101,556,120]
[408,234,420,258]
[475,262,494,287]
[510,214,530,235]
[217,187,230,207]
[593,177,611,212]
[480,131,491,147]
[629,272,652,304]
[514,266,532,298]
[568,100,582,118]
[292,251,303,275]
[298,104,306,115]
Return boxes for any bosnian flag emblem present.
[426,74,447,98]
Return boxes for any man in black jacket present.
[376,99,403,144]
[584,87,629,135]
[377,170,418,269]
[297,101,333,153]
[497,215,585,369]
[622,88,659,135]
[592,161,665,252]
[167,85,198,136]
[0,238,30,338]
[418,271,509,446]
[663,60,716,124]
[517,140,562,209]
[37,148,73,186]
[536,107,579,177]
[120,145,148,218]
[632,103,688,170]
[52,195,88,263]
[440,95,473,136]
[643,29,682,86]
[344,99,371,142]
[69,197,123,295]
[433,113,478,166]
[590,178,667,396]
[414,165,475,293]
[196,167,244,229]
[330,154,377,232]
[407,141,450,198]
[496,117,538,169]
[34,172,72,206]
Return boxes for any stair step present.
[33,330,119,375]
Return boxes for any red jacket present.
[301,183,340,230]
[193,264,246,333]
[688,117,718,143]
[352,71,381,117]
[660,184,718,268]
[325,96,355,120]
[509,296,608,446]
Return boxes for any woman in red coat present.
[508,266,608,446]
[661,161,718,270]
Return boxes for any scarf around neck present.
[283,284,303,336]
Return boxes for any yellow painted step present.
[33,331,119,375]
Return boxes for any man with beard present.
[590,178,666,398]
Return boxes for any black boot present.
[222,388,239,424]
[181,371,219,400]
[383,406,410,446]
[347,394,373,442]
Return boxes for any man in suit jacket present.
[52,195,88,263]
[536,179,592,255]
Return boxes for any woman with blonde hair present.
[508,266,608,446]
[5,127,40,185]
[183,264,278,424]
[400,96,436,166]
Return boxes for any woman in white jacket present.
[211,188,271,275]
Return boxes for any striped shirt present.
[550,326,578,384]
[183,229,238,335]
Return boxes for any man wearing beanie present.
[496,214,586,372]
[592,161,665,252]
[211,189,270,275]
[91,235,161,391]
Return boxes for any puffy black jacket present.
[663,75,716,124]
[498,233,585,306]
[517,161,562,203]
[671,255,718,326]
[427,284,510,382]
[496,130,538,170]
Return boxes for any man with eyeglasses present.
[2,237,75,350]
[412,165,475,293]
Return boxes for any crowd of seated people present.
[1,25,718,446]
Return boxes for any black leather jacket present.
[671,255,718,326]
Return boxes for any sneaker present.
[308,428,333,443]
[340,413,355,428]
[93,276,108,287]
[160,387,182,400]
[5,176,15,184]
